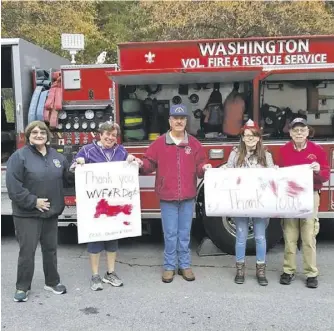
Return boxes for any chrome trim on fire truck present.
[263,64,334,71]
[139,176,156,188]
[62,104,114,110]
[124,140,334,148]
[62,100,114,110]
[318,212,334,218]
[61,64,119,69]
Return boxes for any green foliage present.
[1,1,334,64]
[1,1,107,63]
[140,1,334,40]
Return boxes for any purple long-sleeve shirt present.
[71,141,128,165]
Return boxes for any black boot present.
[256,263,268,286]
[234,262,245,284]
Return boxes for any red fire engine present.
[1,35,333,254]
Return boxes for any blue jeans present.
[160,199,195,270]
[235,217,268,263]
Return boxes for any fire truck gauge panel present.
[54,108,113,132]
[85,110,94,120]
[96,111,104,119]
[59,111,67,120]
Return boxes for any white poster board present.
[75,161,142,244]
[204,165,314,218]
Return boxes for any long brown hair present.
[236,128,267,167]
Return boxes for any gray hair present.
[98,121,121,136]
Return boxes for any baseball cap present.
[289,117,307,129]
[169,104,188,117]
[240,119,261,134]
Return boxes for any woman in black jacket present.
[6,120,73,302]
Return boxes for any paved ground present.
[1,224,334,331]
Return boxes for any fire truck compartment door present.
[108,67,262,85]
[63,69,81,90]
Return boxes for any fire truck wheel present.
[196,188,283,255]
[58,225,78,245]
[319,219,334,239]
[1,216,15,236]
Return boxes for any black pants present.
[13,216,60,291]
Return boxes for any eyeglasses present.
[30,130,47,136]
[171,116,187,121]
[291,128,308,134]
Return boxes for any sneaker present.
[280,273,295,285]
[44,283,67,294]
[90,274,103,291]
[306,276,318,288]
[13,290,29,302]
[102,271,123,287]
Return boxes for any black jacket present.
[6,145,73,218]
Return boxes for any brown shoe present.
[178,268,195,281]
[256,263,268,286]
[234,262,245,284]
[162,270,175,283]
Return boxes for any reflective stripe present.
[149,133,160,140]
[124,117,142,125]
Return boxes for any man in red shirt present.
[278,118,330,288]
[135,104,211,283]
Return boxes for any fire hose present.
[28,70,62,129]
[44,72,62,129]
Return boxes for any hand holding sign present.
[310,162,320,173]
[126,154,143,167]
[202,164,212,171]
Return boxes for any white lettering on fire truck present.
[198,39,309,56]
[180,39,328,68]
[181,53,327,68]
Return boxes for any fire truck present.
[2,35,334,254]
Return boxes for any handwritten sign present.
[204,165,314,218]
[75,161,142,244]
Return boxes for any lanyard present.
[98,143,117,162]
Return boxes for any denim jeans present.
[160,199,195,270]
[235,217,268,263]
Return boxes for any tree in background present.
[1,1,334,64]
[1,1,108,63]
[140,1,334,40]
